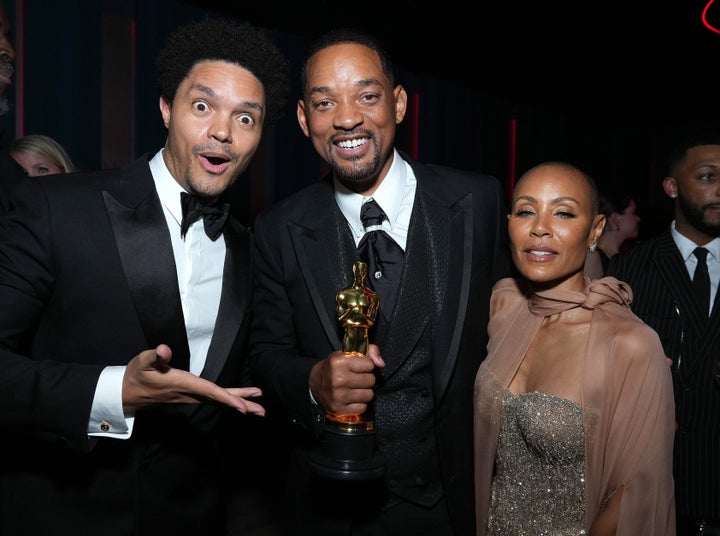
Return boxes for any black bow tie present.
[179,192,230,241]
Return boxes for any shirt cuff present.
[88,366,135,439]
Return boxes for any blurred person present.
[475,161,675,535]
[585,188,641,278]
[0,1,13,117]
[0,17,289,536]
[0,1,22,215]
[10,133,77,176]
[607,130,720,535]
[249,27,512,535]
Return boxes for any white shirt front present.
[88,150,226,438]
[670,220,720,313]
[335,149,416,250]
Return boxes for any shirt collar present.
[149,148,186,227]
[670,220,720,263]
[335,149,407,238]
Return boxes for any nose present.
[333,100,363,130]
[208,114,232,143]
[529,216,551,237]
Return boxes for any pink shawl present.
[474,276,676,535]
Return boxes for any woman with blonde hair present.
[10,134,76,176]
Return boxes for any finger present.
[241,399,266,416]
[226,387,263,398]
[153,344,172,369]
[367,344,385,368]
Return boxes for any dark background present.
[4,0,719,236]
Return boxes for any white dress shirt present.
[335,149,416,250]
[88,150,226,438]
[670,220,720,313]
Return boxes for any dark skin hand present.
[309,343,385,416]
[122,344,265,416]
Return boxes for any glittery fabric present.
[474,276,676,535]
[488,391,585,536]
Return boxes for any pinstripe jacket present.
[607,229,720,520]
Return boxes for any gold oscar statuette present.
[309,260,386,480]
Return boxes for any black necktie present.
[693,246,710,316]
[357,199,404,314]
[180,192,230,241]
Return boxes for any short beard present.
[0,95,9,116]
[329,144,381,193]
[678,193,720,237]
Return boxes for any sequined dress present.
[488,391,585,536]
[474,277,676,536]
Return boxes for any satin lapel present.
[377,190,438,380]
[103,172,190,370]
[289,205,354,350]
[654,233,706,376]
[202,221,250,382]
[433,193,474,399]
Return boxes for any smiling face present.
[509,163,605,291]
[160,60,265,200]
[296,43,407,195]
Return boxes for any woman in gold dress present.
[474,162,676,535]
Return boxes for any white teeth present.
[337,138,367,149]
[529,250,552,256]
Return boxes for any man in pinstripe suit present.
[607,130,720,535]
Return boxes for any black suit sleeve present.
[0,176,103,450]
[0,148,26,218]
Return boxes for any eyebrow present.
[308,78,384,97]
[513,195,580,204]
[188,83,264,114]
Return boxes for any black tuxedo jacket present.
[0,155,253,535]
[607,230,720,519]
[249,155,512,534]
[0,148,26,217]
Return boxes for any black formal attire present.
[249,153,512,535]
[0,154,256,535]
[0,147,25,216]
[607,229,720,535]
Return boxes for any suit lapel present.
[290,200,354,350]
[376,189,437,379]
[202,220,250,382]
[654,232,709,377]
[103,158,190,370]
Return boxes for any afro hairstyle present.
[155,17,289,123]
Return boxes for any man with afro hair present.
[0,16,288,535]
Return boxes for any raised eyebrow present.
[238,100,264,116]
[188,83,264,115]
[188,83,215,97]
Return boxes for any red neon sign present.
[703,0,720,34]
